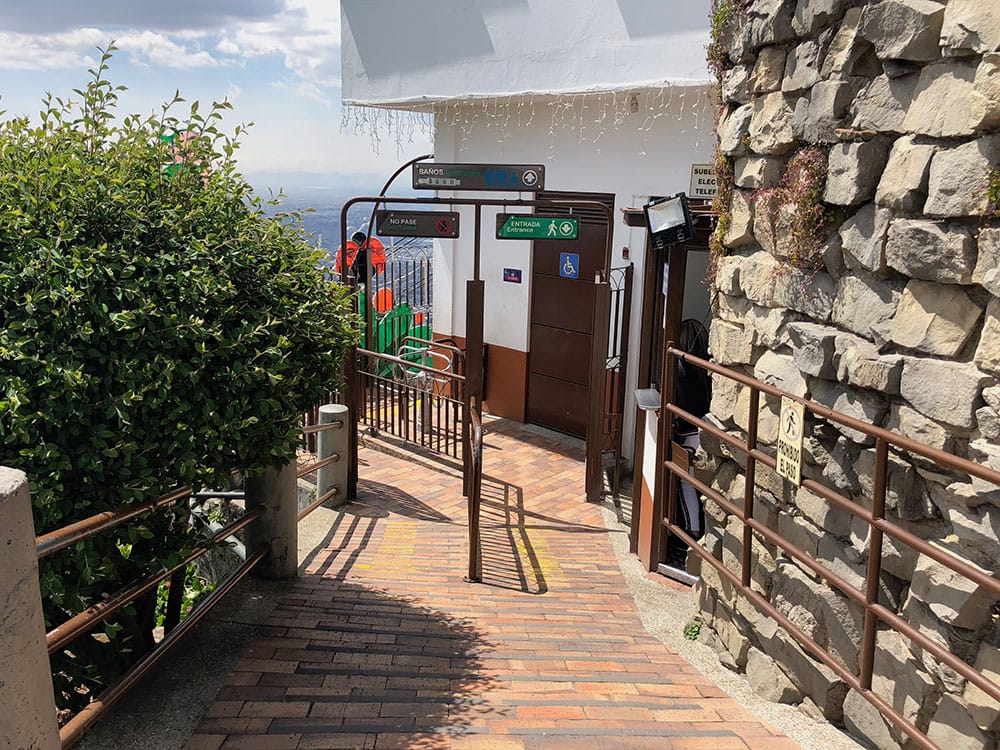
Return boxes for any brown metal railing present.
[297,413,347,520]
[302,392,341,453]
[58,543,268,748]
[658,345,1000,750]
[357,343,466,459]
[466,402,484,582]
[36,486,270,748]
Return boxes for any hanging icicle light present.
[341,83,716,158]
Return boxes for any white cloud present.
[217,38,241,56]
[295,81,333,106]
[115,32,220,69]
[0,29,105,70]
[0,1,427,178]
[220,0,340,87]
[0,1,340,86]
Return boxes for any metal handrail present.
[46,506,265,655]
[398,335,466,370]
[37,486,193,558]
[358,346,466,382]
[58,543,269,748]
[35,478,275,748]
[357,347,466,460]
[298,487,340,522]
[664,399,1000,597]
[659,345,1000,750]
[466,405,484,582]
[302,420,344,435]
[670,348,1000,486]
[296,453,340,478]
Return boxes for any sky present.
[0,0,434,188]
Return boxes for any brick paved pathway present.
[188,420,799,749]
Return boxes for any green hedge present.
[0,47,359,715]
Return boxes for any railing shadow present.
[359,478,456,523]
[475,473,616,595]
[479,418,586,461]
[247,582,503,745]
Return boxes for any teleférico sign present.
[689,163,718,199]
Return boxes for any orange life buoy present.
[335,237,387,275]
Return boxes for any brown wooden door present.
[526,192,613,437]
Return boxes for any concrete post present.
[245,462,298,579]
[317,404,349,509]
[0,467,60,750]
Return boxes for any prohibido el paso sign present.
[776,396,805,486]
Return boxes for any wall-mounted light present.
[643,192,694,250]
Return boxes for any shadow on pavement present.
[197,581,502,747]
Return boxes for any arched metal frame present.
[339,193,615,576]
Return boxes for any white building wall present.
[342,0,712,107]
[429,88,715,457]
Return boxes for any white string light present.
[341,84,716,159]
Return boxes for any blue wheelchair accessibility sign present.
[559,252,580,279]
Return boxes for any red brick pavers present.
[188,419,799,749]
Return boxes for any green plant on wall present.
[0,45,359,717]
[707,0,750,89]
[756,146,832,274]
[706,0,748,298]
[708,145,735,297]
[987,168,1000,215]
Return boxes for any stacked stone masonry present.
[704,1,1000,748]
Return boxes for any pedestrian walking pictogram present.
[776,396,804,485]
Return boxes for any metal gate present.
[600,265,633,497]
[357,337,466,458]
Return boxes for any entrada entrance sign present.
[413,163,545,192]
[496,215,578,240]
[376,210,460,238]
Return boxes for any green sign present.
[496,215,578,240]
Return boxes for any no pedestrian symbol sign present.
[496,215,578,240]
[776,396,805,485]
[376,210,460,238]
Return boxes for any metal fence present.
[31,414,347,748]
[357,339,466,459]
[657,345,1000,750]
[600,265,633,497]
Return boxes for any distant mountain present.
[244,171,383,194]
[245,173,429,255]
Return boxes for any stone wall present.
[699,1,1000,748]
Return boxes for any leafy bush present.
[683,620,702,641]
[0,46,359,715]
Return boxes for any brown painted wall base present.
[637,469,656,571]
[435,333,527,423]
